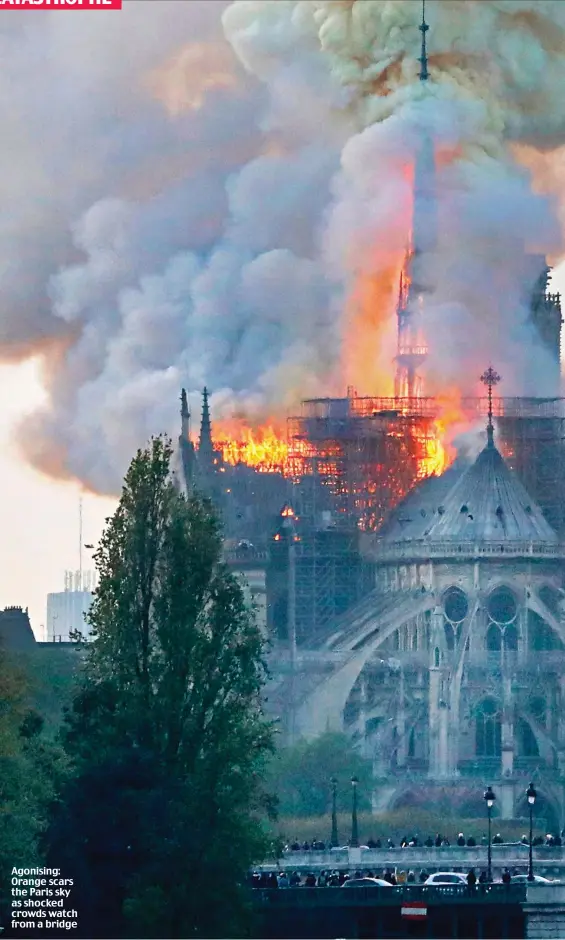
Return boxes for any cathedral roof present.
[379,439,558,548]
[427,440,558,543]
[378,463,464,542]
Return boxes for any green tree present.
[47,437,273,939]
[267,731,372,818]
[0,650,67,930]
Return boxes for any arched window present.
[476,698,502,757]
[434,647,440,667]
[530,697,546,727]
[444,622,455,651]
[487,586,517,624]
[503,623,518,651]
[443,587,469,623]
[517,718,539,758]
[486,623,502,652]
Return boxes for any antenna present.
[419,0,429,82]
[79,495,83,592]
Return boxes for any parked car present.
[342,877,392,888]
[511,874,560,884]
[425,872,468,885]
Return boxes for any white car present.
[342,877,392,888]
[425,872,468,886]
[511,874,560,884]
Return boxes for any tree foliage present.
[0,650,67,929]
[47,437,273,938]
[267,731,372,819]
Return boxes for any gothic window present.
[408,727,416,758]
[503,623,518,651]
[486,623,502,652]
[444,622,455,651]
[530,696,546,727]
[476,698,502,757]
[443,587,469,623]
[487,586,517,624]
[517,718,539,758]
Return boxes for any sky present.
[0,359,115,638]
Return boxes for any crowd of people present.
[250,867,518,888]
[284,831,565,851]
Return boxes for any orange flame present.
[417,388,467,479]
[344,265,399,395]
[204,148,478,521]
[213,423,289,473]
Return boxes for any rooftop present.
[372,437,563,560]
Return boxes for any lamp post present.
[484,785,496,882]
[281,505,297,744]
[527,782,537,882]
[330,777,338,848]
[351,776,359,848]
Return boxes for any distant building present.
[46,570,97,642]
[0,606,36,650]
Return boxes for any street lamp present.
[280,505,297,744]
[484,785,496,882]
[527,782,537,882]
[330,777,338,848]
[351,776,359,848]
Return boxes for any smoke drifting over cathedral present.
[5,0,565,493]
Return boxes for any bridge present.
[252,883,527,939]
[268,843,565,879]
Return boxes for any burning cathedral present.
[179,4,565,826]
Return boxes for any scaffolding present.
[288,394,565,537]
[293,529,373,643]
[273,392,565,641]
[288,397,440,533]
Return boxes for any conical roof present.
[423,441,557,544]
[378,463,464,543]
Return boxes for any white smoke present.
[6,0,565,492]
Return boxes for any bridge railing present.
[272,844,565,871]
[253,883,527,907]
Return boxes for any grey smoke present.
[4,0,565,494]
[10,0,341,493]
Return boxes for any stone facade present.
[269,435,565,826]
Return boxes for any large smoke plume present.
[6,0,565,492]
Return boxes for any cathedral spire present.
[394,0,435,399]
[419,0,429,82]
[199,386,214,462]
[480,367,501,448]
[180,388,190,441]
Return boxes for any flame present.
[415,388,468,478]
[201,147,479,525]
[344,265,399,395]
[213,422,289,473]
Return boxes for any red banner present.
[0,0,122,8]
[401,902,428,920]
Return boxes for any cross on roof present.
[480,367,501,447]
